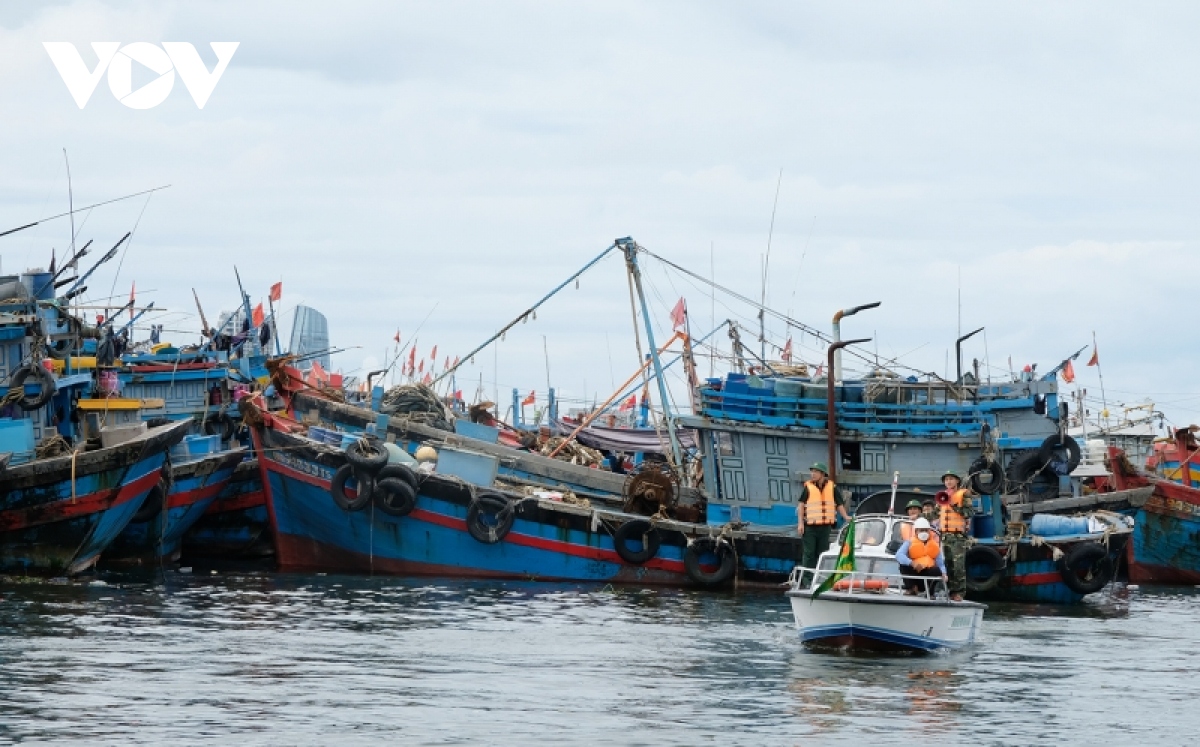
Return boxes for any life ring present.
[1038,434,1081,474]
[684,537,737,586]
[330,464,372,511]
[831,578,889,592]
[132,481,166,523]
[969,457,1005,495]
[965,545,1006,593]
[379,463,419,492]
[375,477,417,517]
[1058,541,1113,595]
[203,413,235,442]
[613,519,661,565]
[9,365,56,411]
[345,437,388,472]
[466,493,515,544]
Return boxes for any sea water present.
[0,574,1194,745]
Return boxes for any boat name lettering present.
[951,615,973,629]
[1146,495,1200,517]
[275,452,333,481]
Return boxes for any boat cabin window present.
[893,520,915,543]
[838,519,887,549]
[715,432,737,457]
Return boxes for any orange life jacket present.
[940,489,969,534]
[907,534,941,570]
[804,480,837,525]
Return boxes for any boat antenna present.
[0,185,171,239]
[64,149,75,271]
[888,470,899,515]
[760,168,782,361]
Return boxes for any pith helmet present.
[810,462,829,475]
[906,499,923,510]
[941,469,961,482]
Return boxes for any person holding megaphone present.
[937,469,976,601]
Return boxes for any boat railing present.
[787,565,946,599]
[697,384,1028,434]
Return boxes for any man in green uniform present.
[938,469,976,601]
[797,462,852,587]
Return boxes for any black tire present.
[203,414,235,442]
[1039,434,1081,474]
[10,365,56,411]
[132,481,165,523]
[684,537,737,586]
[1058,542,1114,595]
[965,545,1006,593]
[969,457,1005,495]
[466,493,515,544]
[375,477,417,517]
[613,519,661,565]
[345,437,388,473]
[379,463,419,492]
[1007,449,1049,486]
[330,464,372,511]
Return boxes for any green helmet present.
[941,469,961,482]
[906,499,923,510]
[810,462,829,475]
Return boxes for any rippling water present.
[0,571,1195,745]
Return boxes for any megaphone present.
[935,490,952,506]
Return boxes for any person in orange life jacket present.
[938,469,976,601]
[895,517,947,596]
[899,499,923,540]
[797,462,852,587]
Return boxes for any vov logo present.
[43,42,239,109]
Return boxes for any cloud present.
[2,1,1199,424]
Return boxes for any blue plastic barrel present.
[1029,514,1090,537]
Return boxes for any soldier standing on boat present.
[939,469,976,601]
[797,462,851,587]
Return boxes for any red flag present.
[269,282,282,302]
[454,390,463,401]
[430,345,438,362]
[522,390,536,406]
[418,359,424,373]
[422,372,432,385]
[393,329,401,344]
[452,356,459,368]
[444,356,450,370]
[252,303,264,327]
[1087,345,1099,367]
[1061,359,1076,383]
[408,346,417,370]
[782,337,793,363]
[129,281,136,305]
[670,297,687,331]
[619,395,636,411]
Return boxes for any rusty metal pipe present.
[827,337,870,483]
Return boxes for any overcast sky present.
[2,1,1198,427]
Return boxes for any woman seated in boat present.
[894,518,948,597]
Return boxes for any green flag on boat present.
[811,520,856,601]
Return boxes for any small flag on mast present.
[252,303,264,327]
[1087,345,1099,367]
[269,282,282,302]
[522,390,536,406]
[670,297,687,331]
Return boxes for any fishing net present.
[379,384,454,431]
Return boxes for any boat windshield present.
[838,519,888,549]
[892,519,914,544]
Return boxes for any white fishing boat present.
[786,514,985,652]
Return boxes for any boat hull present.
[788,591,984,652]
[0,421,189,575]
[254,425,800,585]
[104,450,243,563]
[970,533,1130,604]
[1124,484,1200,584]
[182,459,273,561]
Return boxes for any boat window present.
[715,432,737,457]
[893,520,914,544]
[866,557,901,583]
[839,519,887,548]
[839,441,862,471]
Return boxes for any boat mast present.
[619,238,685,475]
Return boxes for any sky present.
[1,1,1198,427]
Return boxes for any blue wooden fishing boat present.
[181,458,273,560]
[0,269,189,574]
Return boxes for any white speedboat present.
[786,514,985,653]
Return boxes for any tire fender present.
[613,519,661,565]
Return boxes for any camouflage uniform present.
[941,498,976,597]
